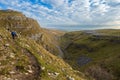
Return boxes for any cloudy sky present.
[0,0,120,29]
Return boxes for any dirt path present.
[23,49,41,80]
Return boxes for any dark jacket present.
[11,31,17,39]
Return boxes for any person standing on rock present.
[11,31,17,39]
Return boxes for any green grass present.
[62,30,120,80]
[0,10,88,80]
[0,67,10,75]
[0,10,63,56]
[0,26,86,80]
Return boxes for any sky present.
[0,0,120,30]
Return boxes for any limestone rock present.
[27,70,33,73]
[4,44,10,47]
[9,71,15,74]
[54,72,60,77]
[48,72,60,78]
[41,66,45,70]
[3,77,14,80]
[11,62,15,65]
[61,68,65,72]
[67,75,75,80]
[25,73,29,75]
[9,53,15,58]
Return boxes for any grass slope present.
[61,30,120,80]
[0,26,87,80]
[0,10,87,80]
[0,10,65,56]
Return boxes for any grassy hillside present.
[0,10,65,56]
[0,10,87,80]
[61,30,120,80]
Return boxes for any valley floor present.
[60,30,120,80]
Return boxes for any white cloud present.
[0,0,120,29]
[108,0,120,3]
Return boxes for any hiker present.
[11,31,17,39]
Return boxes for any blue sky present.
[0,0,120,29]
